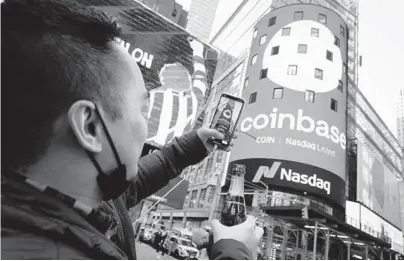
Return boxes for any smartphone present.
[209,93,245,149]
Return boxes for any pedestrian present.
[159,231,168,256]
[1,0,263,259]
[154,230,162,250]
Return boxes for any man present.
[153,230,162,251]
[1,0,263,259]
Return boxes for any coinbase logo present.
[240,108,346,150]
[262,20,343,93]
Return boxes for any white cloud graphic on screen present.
[262,21,343,93]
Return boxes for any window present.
[273,88,283,99]
[249,92,257,104]
[305,90,315,103]
[205,158,213,178]
[196,165,203,182]
[271,46,280,55]
[294,11,303,20]
[298,44,307,54]
[311,28,319,37]
[331,99,338,112]
[260,68,268,79]
[251,54,257,65]
[343,63,347,73]
[189,190,197,208]
[315,68,323,80]
[207,188,214,203]
[326,50,333,61]
[287,65,298,75]
[340,25,345,37]
[282,27,291,36]
[334,36,340,47]
[183,191,191,207]
[318,14,327,24]
[253,28,258,38]
[244,78,249,88]
[259,34,267,45]
[338,80,343,92]
[268,16,276,26]
[198,189,206,208]
[217,151,223,163]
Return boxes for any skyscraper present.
[138,0,189,27]
[186,0,220,41]
[397,89,404,147]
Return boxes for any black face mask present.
[85,105,129,201]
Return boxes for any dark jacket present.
[1,175,127,259]
[210,240,253,260]
[1,131,252,259]
[100,131,208,259]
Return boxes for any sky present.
[177,0,404,136]
[357,0,404,136]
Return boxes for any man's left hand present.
[196,127,237,153]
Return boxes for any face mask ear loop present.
[85,150,104,174]
[94,105,123,167]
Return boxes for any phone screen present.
[209,94,244,148]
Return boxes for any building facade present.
[397,89,404,147]
[186,0,220,41]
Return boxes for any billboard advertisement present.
[91,1,218,147]
[229,5,348,207]
[357,141,402,230]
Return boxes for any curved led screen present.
[230,4,348,207]
[92,2,218,147]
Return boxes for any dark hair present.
[2,0,123,169]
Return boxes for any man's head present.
[2,0,149,185]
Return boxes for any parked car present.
[163,235,199,260]
[170,228,193,241]
[139,227,155,243]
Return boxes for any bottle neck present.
[228,174,245,196]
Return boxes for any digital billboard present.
[229,5,348,207]
[91,1,218,147]
[357,141,402,230]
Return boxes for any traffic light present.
[301,206,309,219]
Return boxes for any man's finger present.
[205,128,224,139]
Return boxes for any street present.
[136,241,209,260]
[136,241,177,260]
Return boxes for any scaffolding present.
[251,213,396,260]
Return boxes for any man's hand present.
[196,127,238,153]
[192,228,210,247]
[211,215,264,259]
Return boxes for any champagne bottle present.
[220,163,247,226]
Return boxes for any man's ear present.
[67,100,102,153]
